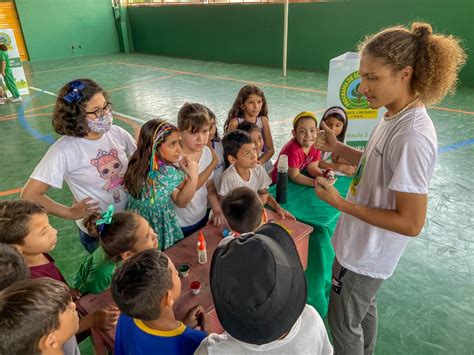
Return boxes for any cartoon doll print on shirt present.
[90,149,125,203]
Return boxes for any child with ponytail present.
[73,206,158,295]
[314,22,466,354]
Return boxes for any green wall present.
[16,0,120,61]
[128,5,283,67]
[128,0,473,86]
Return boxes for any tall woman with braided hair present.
[314,23,466,354]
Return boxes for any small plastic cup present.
[178,264,190,278]
[222,227,231,238]
[190,281,201,295]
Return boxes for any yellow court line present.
[113,61,328,95]
[0,188,21,197]
[23,113,53,117]
[108,73,181,93]
[113,62,474,114]
[30,62,112,75]
[114,114,142,139]
[0,72,179,122]
[429,105,474,115]
[25,59,474,114]
[0,103,55,121]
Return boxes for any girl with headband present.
[124,119,199,250]
[319,106,357,176]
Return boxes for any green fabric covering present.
[72,246,116,294]
[269,176,352,318]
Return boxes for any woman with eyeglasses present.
[21,79,137,253]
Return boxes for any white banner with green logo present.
[326,52,384,150]
[0,28,29,96]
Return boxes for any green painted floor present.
[0,53,473,354]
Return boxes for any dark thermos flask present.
[276,154,288,204]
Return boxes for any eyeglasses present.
[86,102,112,118]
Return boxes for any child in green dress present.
[73,206,158,294]
[124,119,199,250]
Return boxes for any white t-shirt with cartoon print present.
[31,125,136,232]
[174,146,214,228]
[332,107,437,279]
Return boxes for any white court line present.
[29,86,145,124]
[30,86,53,95]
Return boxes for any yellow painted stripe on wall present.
[0,2,29,61]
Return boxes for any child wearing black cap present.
[196,223,333,354]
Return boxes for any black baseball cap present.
[210,222,307,345]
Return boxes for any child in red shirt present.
[272,112,323,186]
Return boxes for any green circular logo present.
[339,71,368,109]
[0,32,11,47]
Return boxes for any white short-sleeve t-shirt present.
[195,305,333,354]
[333,106,437,279]
[31,125,136,232]
[218,164,272,197]
[173,146,214,227]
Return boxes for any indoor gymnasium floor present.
[0,52,472,354]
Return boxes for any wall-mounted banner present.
[0,28,29,96]
[326,52,383,150]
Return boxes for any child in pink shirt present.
[272,112,322,186]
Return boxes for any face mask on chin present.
[88,112,113,134]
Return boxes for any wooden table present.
[76,210,313,354]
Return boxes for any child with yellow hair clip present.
[272,112,324,186]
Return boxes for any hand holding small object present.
[314,177,343,209]
[315,122,339,152]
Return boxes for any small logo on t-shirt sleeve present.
[373,147,383,158]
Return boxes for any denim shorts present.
[180,210,210,238]
[79,229,99,254]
